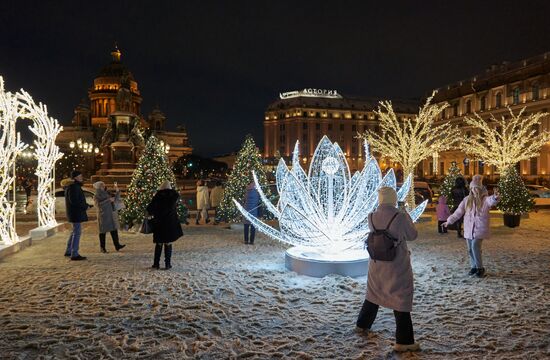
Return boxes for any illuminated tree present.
[120,135,188,227]
[218,135,270,223]
[439,161,462,209]
[460,107,550,172]
[497,166,534,215]
[359,92,460,207]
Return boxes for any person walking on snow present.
[93,181,126,253]
[243,180,260,245]
[450,177,469,238]
[436,195,451,234]
[356,187,420,352]
[64,170,92,261]
[195,180,210,224]
[210,181,224,224]
[147,180,183,270]
[443,174,499,278]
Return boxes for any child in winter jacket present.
[443,175,499,278]
[435,195,451,234]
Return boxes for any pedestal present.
[285,246,369,278]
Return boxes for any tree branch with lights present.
[460,107,550,172]
[359,92,460,207]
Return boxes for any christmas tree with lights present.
[497,166,534,215]
[120,135,188,227]
[439,161,463,208]
[217,135,271,223]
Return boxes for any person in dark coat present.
[146,180,183,269]
[451,177,469,238]
[243,181,260,245]
[356,187,419,352]
[64,170,92,260]
[93,181,125,253]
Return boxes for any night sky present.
[1,0,550,156]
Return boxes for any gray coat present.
[366,204,418,312]
[94,188,120,234]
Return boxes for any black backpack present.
[365,212,400,261]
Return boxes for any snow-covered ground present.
[0,212,549,359]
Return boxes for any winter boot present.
[164,244,173,270]
[111,231,126,251]
[100,236,107,253]
[475,268,486,278]
[468,268,477,276]
[152,244,162,269]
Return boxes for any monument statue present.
[100,119,114,148]
[129,120,145,149]
[116,72,132,112]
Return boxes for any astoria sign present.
[279,88,343,99]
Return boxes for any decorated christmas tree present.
[217,135,271,223]
[120,135,188,227]
[439,161,462,208]
[497,166,534,215]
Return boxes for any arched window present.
[495,92,502,108]
[513,88,520,105]
[532,84,540,100]
[480,96,486,111]
[465,99,472,114]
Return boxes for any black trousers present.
[437,220,448,233]
[356,299,415,345]
[244,224,256,244]
[99,230,121,248]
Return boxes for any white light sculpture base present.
[285,246,369,278]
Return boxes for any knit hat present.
[159,180,172,190]
[92,181,105,190]
[71,170,82,179]
[378,186,397,206]
[470,174,483,189]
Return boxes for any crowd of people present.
[61,169,501,353]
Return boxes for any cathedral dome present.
[96,46,135,81]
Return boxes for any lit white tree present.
[17,89,63,227]
[460,107,550,172]
[359,92,460,207]
[0,78,28,244]
[234,136,427,258]
[0,76,63,244]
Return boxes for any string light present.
[461,107,550,172]
[234,136,427,258]
[359,91,460,207]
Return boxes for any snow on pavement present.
[0,212,549,359]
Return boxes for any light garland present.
[0,77,28,244]
[0,76,63,244]
[234,136,427,257]
[359,91,460,207]
[17,89,63,228]
[461,107,550,172]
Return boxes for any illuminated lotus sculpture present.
[234,136,427,275]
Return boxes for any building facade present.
[428,52,550,182]
[263,89,418,172]
[57,46,192,176]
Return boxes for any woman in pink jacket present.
[443,175,500,278]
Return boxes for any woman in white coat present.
[356,187,419,352]
[195,180,210,224]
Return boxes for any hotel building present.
[263,89,418,172]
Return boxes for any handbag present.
[140,216,154,234]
